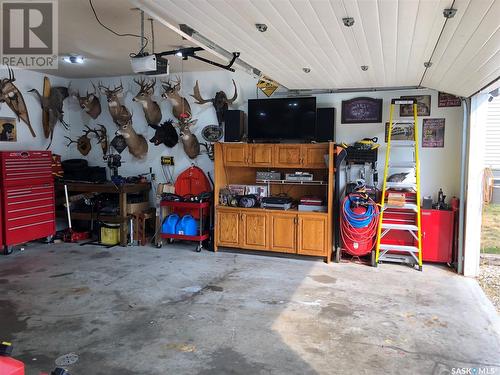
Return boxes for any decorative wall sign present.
[384,121,414,142]
[400,95,431,117]
[257,76,279,97]
[202,125,224,142]
[0,117,17,142]
[422,118,445,148]
[341,97,383,124]
[110,135,127,154]
[438,92,461,107]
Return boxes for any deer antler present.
[190,81,212,104]
[91,81,99,96]
[227,79,238,104]
[64,136,78,147]
[83,124,100,138]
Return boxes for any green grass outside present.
[482,204,500,254]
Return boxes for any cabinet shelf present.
[256,179,328,186]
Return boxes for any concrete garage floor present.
[1,243,500,375]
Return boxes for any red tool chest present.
[0,151,56,253]
[421,209,454,263]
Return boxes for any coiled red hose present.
[340,193,379,256]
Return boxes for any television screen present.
[248,97,316,142]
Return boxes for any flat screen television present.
[248,97,316,142]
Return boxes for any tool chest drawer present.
[0,151,53,187]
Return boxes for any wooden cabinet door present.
[223,144,247,166]
[269,213,296,253]
[274,145,303,168]
[241,211,268,250]
[249,144,273,166]
[217,209,240,247]
[302,144,329,169]
[297,214,328,256]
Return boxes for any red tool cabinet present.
[0,151,56,254]
[421,209,454,263]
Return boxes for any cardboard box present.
[127,202,150,215]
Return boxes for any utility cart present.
[158,200,212,252]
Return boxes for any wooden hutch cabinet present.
[214,142,334,262]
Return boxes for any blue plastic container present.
[176,215,198,236]
[162,213,180,234]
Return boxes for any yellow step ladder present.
[375,98,423,271]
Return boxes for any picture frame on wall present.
[438,92,461,107]
[341,97,383,124]
[0,117,17,142]
[422,118,445,148]
[384,121,415,142]
[400,95,431,117]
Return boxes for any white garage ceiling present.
[132,0,500,97]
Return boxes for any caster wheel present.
[418,265,423,272]
[46,235,54,243]
[370,250,377,268]
[3,246,13,255]
[156,242,162,249]
[334,248,341,263]
[168,238,174,244]
[195,244,202,253]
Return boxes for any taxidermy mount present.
[133,77,162,125]
[0,66,36,137]
[191,79,237,127]
[149,119,178,148]
[161,78,192,120]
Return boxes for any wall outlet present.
[161,156,174,165]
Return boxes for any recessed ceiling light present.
[443,8,457,18]
[303,67,311,73]
[255,23,268,32]
[63,55,84,64]
[424,61,433,68]
[361,65,368,71]
[342,17,355,27]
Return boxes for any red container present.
[0,356,25,375]
[421,209,454,263]
[0,151,55,251]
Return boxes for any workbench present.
[55,182,151,246]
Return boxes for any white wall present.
[0,67,463,203]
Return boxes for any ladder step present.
[378,253,419,265]
[392,119,415,124]
[390,141,415,148]
[388,162,416,168]
[379,244,419,252]
[386,182,417,189]
[384,203,418,211]
[381,223,418,231]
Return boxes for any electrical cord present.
[89,0,149,56]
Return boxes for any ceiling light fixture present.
[303,67,311,73]
[443,8,457,18]
[175,51,183,57]
[361,65,368,71]
[63,55,84,64]
[424,61,433,68]
[342,17,355,27]
[255,23,268,32]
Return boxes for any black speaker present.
[316,108,335,142]
[224,110,245,142]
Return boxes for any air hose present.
[340,193,379,256]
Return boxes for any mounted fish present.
[115,112,148,159]
[161,78,191,120]
[64,126,95,156]
[29,77,70,149]
[0,66,35,137]
[133,77,162,125]
[76,82,101,119]
[98,81,131,126]
[191,79,237,127]
[149,119,178,148]
[177,117,199,159]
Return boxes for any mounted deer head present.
[64,126,95,156]
[161,77,192,120]
[29,84,70,149]
[98,81,131,125]
[77,82,101,119]
[115,113,148,159]
[191,79,237,126]
[0,66,35,137]
[177,117,200,159]
[133,77,162,125]
[149,119,178,148]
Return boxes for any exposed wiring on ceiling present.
[88,0,149,56]
[418,0,456,87]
